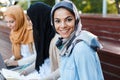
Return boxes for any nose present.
[60,21,66,28]
[6,23,10,27]
[6,22,12,29]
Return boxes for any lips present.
[58,29,71,38]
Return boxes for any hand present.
[20,70,28,76]
[5,60,18,66]
[4,59,11,65]
[4,59,9,64]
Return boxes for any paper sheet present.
[1,68,41,80]
[1,68,25,80]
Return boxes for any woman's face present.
[4,16,16,30]
[54,8,75,38]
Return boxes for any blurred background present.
[0,1,120,80]
[0,0,120,14]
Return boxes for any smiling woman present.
[54,8,75,38]
[50,1,104,80]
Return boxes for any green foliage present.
[71,0,102,13]
[15,0,118,14]
[107,0,117,14]
[38,0,55,6]
[17,0,28,10]
[16,0,54,10]
[30,0,55,7]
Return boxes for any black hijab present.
[27,2,55,71]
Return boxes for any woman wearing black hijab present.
[27,2,55,72]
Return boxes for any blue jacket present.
[59,31,104,80]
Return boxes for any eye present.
[66,17,73,22]
[9,20,14,23]
[67,18,72,22]
[54,19,60,23]
[5,20,15,24]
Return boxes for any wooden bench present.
[0,21,12,60]
[81,14,120,80]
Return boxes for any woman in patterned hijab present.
[51,1,104,80]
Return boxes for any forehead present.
[4,16,14,21]
[54,8,74,18]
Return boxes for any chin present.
[61,35,69,38]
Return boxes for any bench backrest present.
[81,14,120,44]
[81,14,120,80]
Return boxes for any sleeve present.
[49,34,60,72]
[47,34,60,79]
[23,62,35,74]
[18,44,36,66]
[42,69,60,80]
[10,55,15,60]
[18,52,36,66]
[73,41,104,80]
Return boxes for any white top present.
[21,44,33,58]
[10,43,36,66]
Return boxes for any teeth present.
[60,30,68,33]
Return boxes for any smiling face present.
[4,16,16,30]
[54,8,75,38]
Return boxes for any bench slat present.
[81,14,120,80]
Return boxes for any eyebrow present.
[54,16,73,20]
[66,16,73,19]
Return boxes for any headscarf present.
[51,1,81,33]
[51,1,82,49]
[51,1,102,56]
[4,5,33,60]
[27,2,55,71]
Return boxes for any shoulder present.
[72,41,95,58]
[73,41,92,52]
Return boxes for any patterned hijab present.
[51,1,82,51]
[51,1,102,56]
[4,5,33,60]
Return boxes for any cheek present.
[71,26,75,32]
[54,24,59,31]
[13,23,16,27]
[11,23,16,30]
[12,22,16,26]
[69,26,75,35]
[69,22,75,30]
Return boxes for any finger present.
[4,59,8,63]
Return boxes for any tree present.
[5,0,118,14]
[115,0,120,14]
[71,0,102,13]
[28,0,54,7]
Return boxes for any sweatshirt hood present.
[74,30,103,51]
